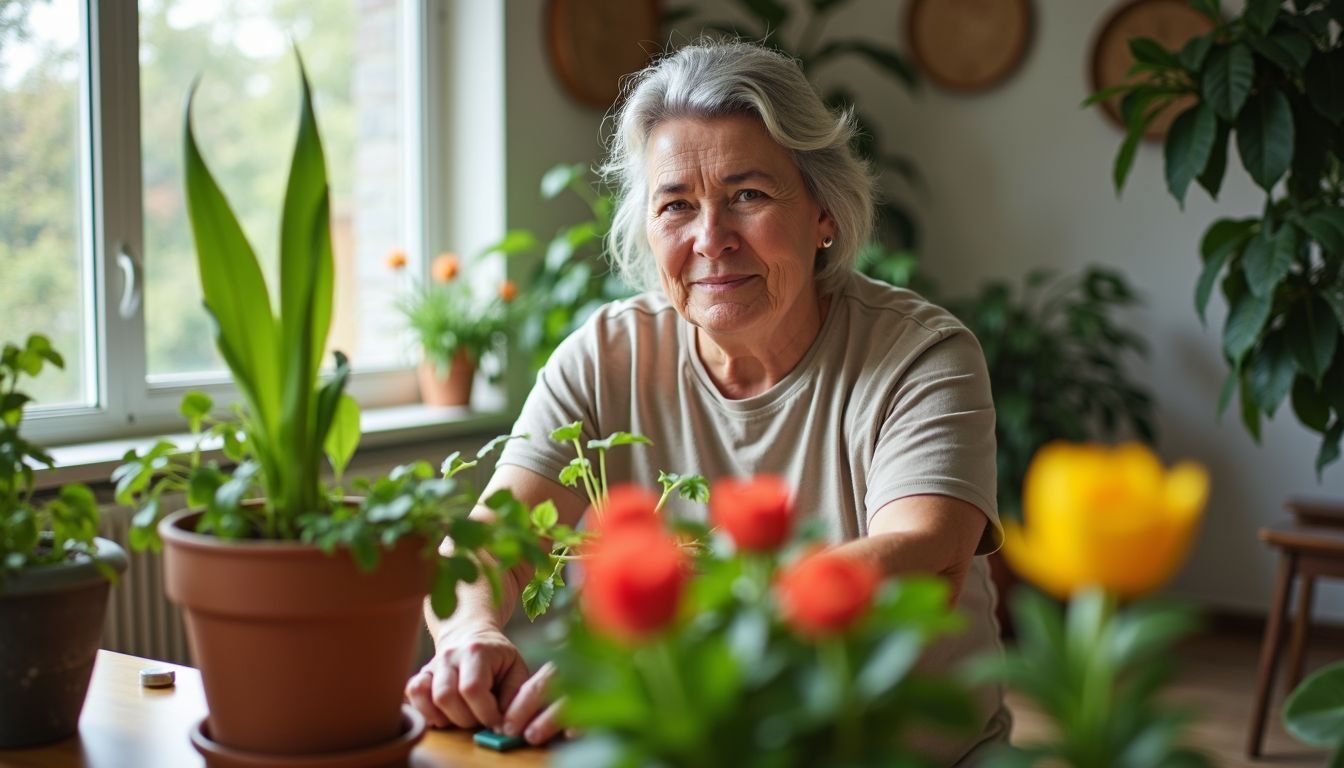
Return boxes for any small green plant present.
[1283,660,1344,765]
[0,335,104,581]
[1097,0,1344,474]
[520,421,709,620]
[944,267,1156,521]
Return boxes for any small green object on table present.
[474,729,527,751]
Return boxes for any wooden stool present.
[1246,499,1344,758]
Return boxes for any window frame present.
[24,0,447,447]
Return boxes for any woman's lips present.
[693,275,756,293]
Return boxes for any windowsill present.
[38,403,518,491]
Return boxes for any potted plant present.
[113,55,544,764]
[0,334,128,748]
[389,245,525,407]
[1099,0,1344,473]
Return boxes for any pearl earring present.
[821,237,834,249]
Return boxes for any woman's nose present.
[693,207,738,259]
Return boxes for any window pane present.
[140,0,409,380]
[0,0,92,407]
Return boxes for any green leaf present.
[1217,369,1238,418]
[1224,290,1273,365]
[737,0,789,30]
[1286,298,1340,385]
[476,432,526,460]
[1241,370,1263,442]
[812,40,918,88]
[183,81,281,438]
[1201,43,1255,120]
[522,574,556,621]
[531,499,559,531]
[558,458,591,488]
[1299,207,1344,256]
[1244,0,1279,33]
[856,630,923,701]
[540,163,585,199]
[1248,332,1297,416]
[430,560,460,619]
[586,432,652,450]
[1130,37,1179,67]
[1283,661,1344,746]
[1249,30,1314,74]
[1304,48,1344,124]
[322,393,360,478]
[1164,103,1218,205]
[1317,421,1343,477]
[1292,375,1333,431]
[1243,223,1297,297]
[550,421,583,442]
[179,391,213,432]
[1236,89,1295,191]
[1196,117,1230,198]
[1196,219,1254,322]
[1179,33,1215,71]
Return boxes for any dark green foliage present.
[1283,661,1344,765]
[0,335,105,582]
[945,269,1156,522]
[1103,0,1344,475]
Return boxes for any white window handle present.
[117,243,142,319]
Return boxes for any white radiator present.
[99,505,192,665]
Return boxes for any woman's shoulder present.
[832,271,970,339]
[547,291,683,368]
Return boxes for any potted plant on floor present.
[0,334,128,748]
[113,55,544,765]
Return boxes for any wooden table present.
[0,650,549,767]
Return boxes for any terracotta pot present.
[417,348,476,408]
[0,538,128,748]
[160,508,435,756]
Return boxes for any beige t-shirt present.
[499,270,1007,763]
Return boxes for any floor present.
[1004,624,1343,767]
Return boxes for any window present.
[4,0,438,445]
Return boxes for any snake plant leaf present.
[182,80,281,439]
[323,393,360,479]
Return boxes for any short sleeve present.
[495,319,602,503]
[864,329,1001,555]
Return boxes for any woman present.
[406,39,1008,763]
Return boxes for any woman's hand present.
[405,624,531,732]
[500,661,573,745]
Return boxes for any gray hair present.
[601,39,875,293]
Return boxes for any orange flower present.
[581,526,689,644]
[385,248,407,270]
[431,253,460,283]
[776,550,880,637]
[710,475,794,552]
[589,484,661,537]
[499,280,518,303]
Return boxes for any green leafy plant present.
[1099,0,1344,474]
[520,420,709,620]
[944,267,1156,521]
[667,0,923,250]
[0,335,105,581]
[391,247,528,383]
[510,163,631,370]
[1283,660,1344,765]
[111,53,546,616]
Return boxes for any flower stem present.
[821,637,860,759]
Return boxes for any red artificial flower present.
[589,484,662,537]
[710,475,794,552]
[581,526,689,644]
[776,550,881,637]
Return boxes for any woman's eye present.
[662,200,689,213]
[737,189,764,202]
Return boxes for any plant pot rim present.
[158,503,371,556]
[0,537,128,597]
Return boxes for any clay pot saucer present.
[189,706,425,768]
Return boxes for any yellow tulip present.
[1001,442,1208,600]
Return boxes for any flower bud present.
[431,253,460,283]
[499,280,518,303]
[385,248,407,270]
[776,550,880,637]
[710,475,793,552]
[581,527,689,644]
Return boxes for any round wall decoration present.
[906,0,1034,93]
[1090,0,1217,140]
[546,0,660,109]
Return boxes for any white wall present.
[496,0,1344,620]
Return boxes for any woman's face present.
[644,115,833,345]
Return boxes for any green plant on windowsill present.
[1096,0,1344,474]
[1284,660,1344,765]
[944,267,1156,522]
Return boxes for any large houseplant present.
[1100,0,1344,473]
[113,54,543,763]
[0,335,128,748]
